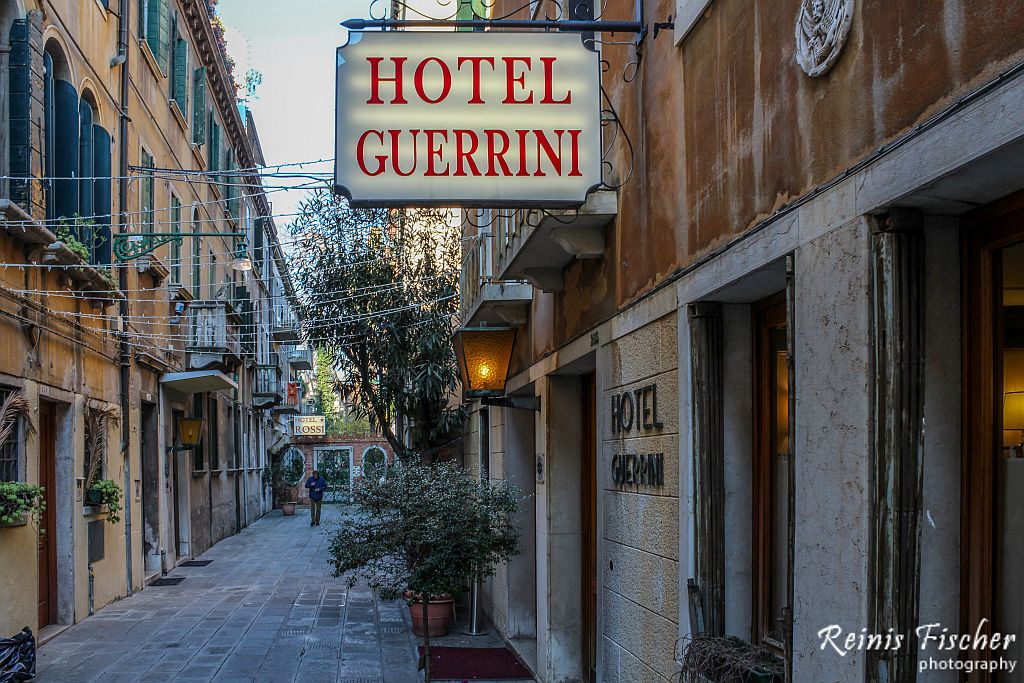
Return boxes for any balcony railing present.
[272,299,301,343]
[287,347,313,371]
[187,301,241,369]
[254,364,283,398]
[494,190,617,292]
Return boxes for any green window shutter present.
[139,0,148,39]
[146,0,159,57]
[173,36,188,109]
[209,119,220,172]
[158,0,171,72]
[8,18,31,207]
[192,67,206,145]
[140,150,154,230]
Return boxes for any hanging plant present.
[0,482,45,530]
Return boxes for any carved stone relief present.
[795,0,854,77]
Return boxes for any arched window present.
[43,41,77,224]
[362,446,387,480]
[81,92,112,264]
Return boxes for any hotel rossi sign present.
[335,31,601,207]
[293,415,326,437]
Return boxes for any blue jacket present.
[305,475,327,501]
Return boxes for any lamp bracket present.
[482,396,540,412]
[166,445,195,453]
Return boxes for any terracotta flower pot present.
[405,592,454,637]
[281,502,297,516]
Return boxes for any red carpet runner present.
[417,646,534,680]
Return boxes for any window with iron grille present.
[0,387,20,482]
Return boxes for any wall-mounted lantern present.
[453,326,539,410]
[169,416,205,453]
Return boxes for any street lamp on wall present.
[168,416,205,453]
[453,326,539,410]
[231,238,253,272]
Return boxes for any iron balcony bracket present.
[113,231,246,262]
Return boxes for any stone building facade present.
[0,0,302,641]
[458,0,1024,681]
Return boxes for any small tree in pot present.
[328,461,520,681]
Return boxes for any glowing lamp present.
[175,417,205,448]
[453,326,517,399]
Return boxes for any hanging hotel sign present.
[335,31,602,207]
[293,415,326,437]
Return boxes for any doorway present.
[314,447,352,503]
[963,193,1024,681]
[581,372,597,683]
[37,401,57,629]
[141,403,159,575]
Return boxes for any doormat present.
[179,560,213,567]
[150,577,185,586]
[417,646,533,680]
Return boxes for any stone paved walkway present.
[35,506,421,683]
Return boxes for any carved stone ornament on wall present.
[795,0,854,77]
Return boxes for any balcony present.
[463,280,533,327]
[187,301,241,370]
[252,364,284,409]
[272,301,301,343]
[495,189,617,293]
[287,347,313,371]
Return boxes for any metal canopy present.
[160,370,237,394]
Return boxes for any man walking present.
[305,469,328,526]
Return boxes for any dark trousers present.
[310,499,322,525]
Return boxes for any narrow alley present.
[32,507,421,683]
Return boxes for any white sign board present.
[293,415,326,437]
[335,31,602,207]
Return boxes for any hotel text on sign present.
[293,415,326,437]
[335,31,602,207]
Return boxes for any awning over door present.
[160,370,237,394]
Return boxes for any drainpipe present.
[115,0,134,597]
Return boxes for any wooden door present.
[580,373,597,682]
[37,402,57,628]
[962,192,1024,681]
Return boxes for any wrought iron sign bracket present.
[341,17,675,50]
[113,231,246,262]
[481,396,541,412]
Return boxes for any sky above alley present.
[217,0,365,221]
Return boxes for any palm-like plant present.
[0,391,35,446]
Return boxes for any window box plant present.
[83,402,121,523]
[86,479,122,524]
[678,634,785,683]
[0,391,40,530]
[0,482,44,529]
[328,461,520,682]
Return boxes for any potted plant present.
[0,391,41,530]
[678,634,785,682]
[0,482,44,529]
[83,403,122,524]
[328,461,520,682]
[270,454,303,515]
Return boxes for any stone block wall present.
[601,311,680,682]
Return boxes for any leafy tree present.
[289,190,465,460]
[329,461,520,680]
